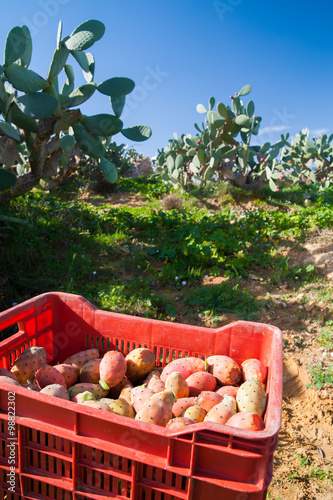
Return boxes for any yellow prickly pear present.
[165,372,189,399]
[11,346,46,384]
[125,348,155,383]
[236,379,266,417]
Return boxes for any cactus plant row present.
[0,19,152,199]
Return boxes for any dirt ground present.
[85,191,333,500]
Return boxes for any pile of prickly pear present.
[1,346,269,431]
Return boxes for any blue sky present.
[1,0,332,159]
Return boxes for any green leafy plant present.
[0,20,151,200]
[306,364,333,389]
[316,320,333,349]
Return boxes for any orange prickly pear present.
[144,369,161,385]
[160,357,206,383]
[131,386,155,412]
[165,372,189,399]
[119,383,134,405]
[197,391,223,412]
[68,382,108,400]
[147,375,165,393]
[107,398,135,419]
[204,395,237,425]
[63,349,100,372]
[181,404,206,423]
[40,384,70,400]
[135,390,176,427]
[125,347,156,383]
[216,386,239,399]
[166,417,196,429]
[11,346,46,384]
[71,391,96,403]
[79,358,102,384]
[207,355,241,386]
[226,411,264,431]
[99,350,127,390]
[80,400,111,412]
[172,396,198,417]
[109,377,133,399]
[186,371,216,396]
[35,364,67,389]
[236,379,266,417]
[54,364,78,388]
[241,358,267,384]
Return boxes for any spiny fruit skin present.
[186,371,217,397]
[236,379,266,417]
[68,382,109,400]
[11,346,47,384]
[39,384,70,400]
[109,377,133,399]
[144,369,162,385]
[99,350,127,390]
[80,400,111,412]
[204,395,236,425]
[165,372,189,399]
[119,383,134,405]
[107,398,135,419]
[54,364,78,388]
[241,358,267,384]
[131,386,155,413]
[135,390,176,427]
[166,417,196,429]
[226,411,265,431]
[197,391,223,412]
[172,397,198,417]
[207,355,241,386]
[0,368,18,381]
[182,404,207,423]
[79,358,102,384]
[160,357,206,383]
[35,364,67,389]
[0,375,21,387]
[71,391,96,403]
[147,376,165,393]
[125,348,155,383]
[63,349,100,372]
[216,386,239,399]
[22,383,40,391]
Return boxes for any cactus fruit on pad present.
[10,346,47,385]
[125,348,155,383]
[135,390,176,427]
[99,350,127,390]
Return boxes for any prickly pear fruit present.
[99,350,127,390]
[79,358,102,384]
[166,417,196,429]
[144,369,161,384]
[197,391,223,412]
[241,358,267,384]
[40,384,70,400]
[165,372,189,399]
[131,386,155,412]
[71,391,96,403]
[54,364,78,388]
[119,383,134,405]
[172,396,198,417]
[63,348,100,372]
[80,400,111,412]
[0,368,18,381]
[186,371,216,396]
[0,376,21,387]
[207,355,241,386]
[125,348,155,383]
[35,364,67,389]
[181,404,206,423]
[236,379,266,417]
[161,357,206,383]
[216,386,239,399]
[22,383,40,391]
[147,375,165,393]
[204,395,237,425]
[107,398,135,419]
[109,377,133,399]
[226,411,264,431]
[135,390,176,427]
[68,382,108,400]
[10,346,46,384]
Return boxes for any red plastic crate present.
[0,292,283,500]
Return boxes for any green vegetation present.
[306,364,333,390]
